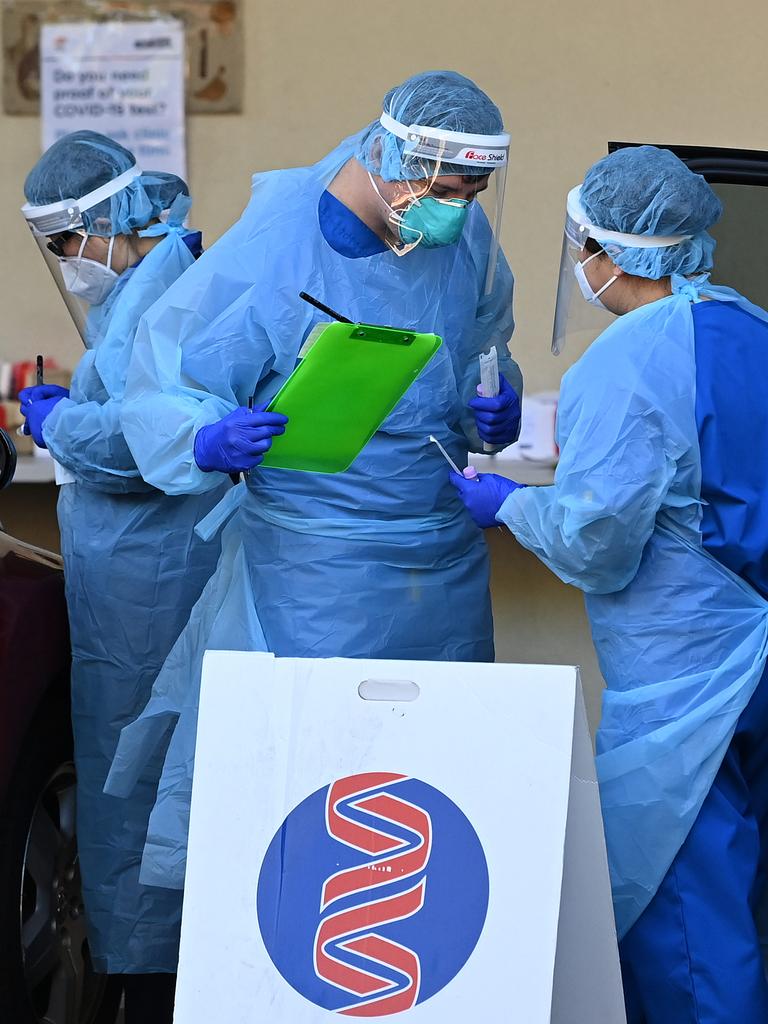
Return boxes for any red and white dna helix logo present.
[313,772,433,1017]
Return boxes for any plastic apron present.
[106,131,521,889]
[499,278,768,939]
[44,227,228,972]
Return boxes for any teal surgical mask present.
[367,172,470,254]
[397,194,469,249]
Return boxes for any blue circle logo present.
[257,772,489,1016]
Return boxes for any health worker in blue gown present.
[105,71,522,891]
[19,132,230,1020]
[452,144,768,1024]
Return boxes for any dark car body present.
[0,534,70,804]
[0,431,121,1024]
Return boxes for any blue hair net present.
[580,145,723,279]
[24,130,190,237]
[357,70,504,181]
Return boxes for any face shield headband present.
[20,164,143,235]
[564,185,693,255]
[379,111,510,171]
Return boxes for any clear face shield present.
[377,112,510,294]
[20,165,141,345]
[551,185,694,355]
[551,188,616,356]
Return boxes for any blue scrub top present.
[181,230,203,259]
[318,190,389,258]
[694,300,768,599]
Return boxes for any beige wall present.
[0,0,764,727]
[3,0,766,386]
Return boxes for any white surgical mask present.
[60,234,120,305]
[573,251,618,310]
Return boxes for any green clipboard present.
[261,321,442,473]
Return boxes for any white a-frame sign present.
[175,652,626,1023]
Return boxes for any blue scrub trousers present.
[620,667,768,1023]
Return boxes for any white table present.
[473,452,556,486]
[13,455,56,484]
[11,454,558,488]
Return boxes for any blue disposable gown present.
[498,276,768,944]
[617,298,768,1022]
[42,228,228,973]
[106,131,521,889]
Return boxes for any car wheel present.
[0,698,122,1023]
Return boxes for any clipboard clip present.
[299,292,412,344]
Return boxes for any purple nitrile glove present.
[193,403,288,474]
[449,470,524,528]
[18,383,69,449]
[468,373,521,446]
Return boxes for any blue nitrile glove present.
[449,470,525,528]
[19,384,69,449]
[193,404,289,474]
[468,373,521,446]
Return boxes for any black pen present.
[17,356,46,440]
